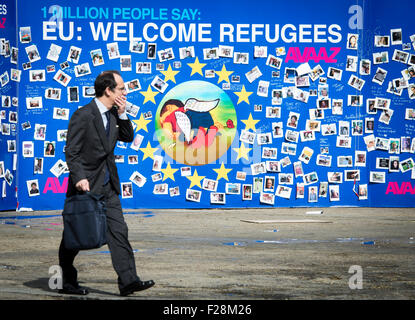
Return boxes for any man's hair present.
[94,70,121,98]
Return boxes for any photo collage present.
[1,10,415,209]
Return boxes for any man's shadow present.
[23,278,120,297]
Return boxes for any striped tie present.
[104,111,110,137]
[103,111,110,185]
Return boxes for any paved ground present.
[0,207,414,300]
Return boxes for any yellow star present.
[160,64,180,83]
[139,141,158,160]
[215,64,234,84]
[213,162,232,181]
[241,113,260,132]
[234,85,253,105]
[161,162,178,181]
[186,169,205,189]
[140,85,159,104]
[233,143,252,161]
[187,57,206,76]
[132,113,151,133]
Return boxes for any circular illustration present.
[155,80,237,166]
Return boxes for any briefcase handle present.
[77,190,105,202]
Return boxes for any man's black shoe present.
[58,283,89,295]
[120,280,155,296]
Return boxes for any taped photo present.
[74,62,91,77]
[203,47,218,60]
[390,28,403,45]
[147,43,157,59]
[234,52,249,64]
[347,95,363,106]
[27,179,40,197]
[346,55,358,72]
[107,42,120,59]
[389,156,400,172]
[29,69,45,82]
[67,86,79,103]
[251,162,266,176]
[130,41,145,53]
[266,106,281,118]
[90,48,105,66]
[67,46,82,63]
[19,26,31,43]
[34,157,43,175]
[151,76,168,93]
[327,67,342,81]
[260,192,274,205]
[253,46,267,58]
[276,186,292,199]
[242,185,253,201]
[263,176,275,192]
[135,62,151,74]
[82,86,95,98]
[129,171,147,188]
[329,185,340,202]
[180,46,196,59]
[158,48,175,62]
[22,141,34,158]
[45,88,61,100]
[11,69,21,82]
[169,187,180,197]
[348,74,365,91]
[266,161,280,173]
[369,171,386,183]
[47,43,62,62]
[44,141,56,157]
[359,59,371,75]
[34,124,46,140]
[392,49,409,63]
[345,170,360,182]
[53,107,70,120]
[374,35,390,47]
[26,96,43,110]
[121,183,133,198]
[211,192,225,204]
[372,67,387,85]
[126,79,141,93]
[373,51,389,64]
[53,70,71,87]
[50,159,67,178]
[25,44,40,62]
[266,54,282,69]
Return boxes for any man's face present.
[106,74,127,104]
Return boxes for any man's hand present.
[75,179,90,192]
[114,96,127,115]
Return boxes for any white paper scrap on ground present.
[306,210,323,215]
[241,219,332,224]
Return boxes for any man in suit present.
[58,70,154,296]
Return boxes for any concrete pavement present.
[0,207,414,300]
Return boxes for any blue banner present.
[1,0,413,210]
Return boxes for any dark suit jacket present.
[65,99,134,197]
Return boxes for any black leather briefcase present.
[62,192,107,250]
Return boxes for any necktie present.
[104,111,110,137]
[103,111,110,185]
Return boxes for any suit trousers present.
[59,182,140,291]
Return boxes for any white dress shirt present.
[94,98,128,128]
